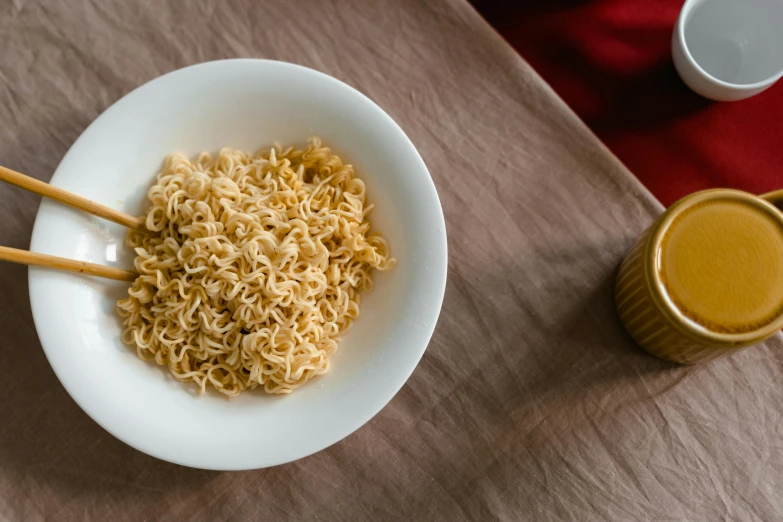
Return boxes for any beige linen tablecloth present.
[1,0,781,520]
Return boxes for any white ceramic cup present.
[672,0,783,101]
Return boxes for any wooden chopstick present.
[0,166,142,282]
[0,246,137,282]
[0,165,145,231]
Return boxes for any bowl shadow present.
[0,113,226,500]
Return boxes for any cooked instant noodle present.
[117,138,394,396]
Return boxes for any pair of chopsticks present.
[0,165,143,282]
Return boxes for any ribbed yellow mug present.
[616,188,783,364]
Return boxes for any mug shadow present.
[470,0,592,25]
[483,238,690,418]
[472,0,713,132]
[385,237,697,501]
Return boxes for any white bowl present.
[672,0,783,101]
[28,59,447,470]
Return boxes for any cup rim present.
[677,0,783,90]
[646,188,783,346]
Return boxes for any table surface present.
[471,0,783,206]
[1,1,782,520]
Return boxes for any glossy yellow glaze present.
[615,189,783,364]
[659,199,783,333]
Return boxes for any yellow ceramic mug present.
[616,188,783,364]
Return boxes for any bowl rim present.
[28,58,448,469]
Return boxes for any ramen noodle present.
[117,138,394,396]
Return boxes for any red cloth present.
[472,0,783,206]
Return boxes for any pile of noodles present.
[117,137,394,396]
